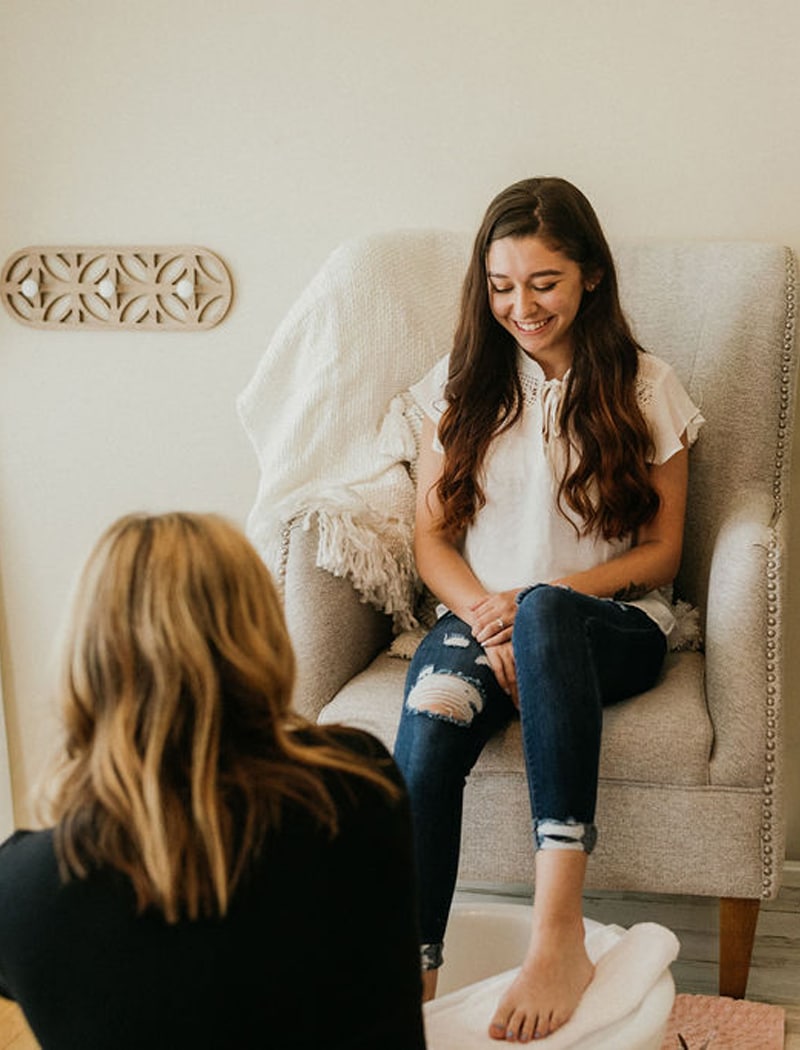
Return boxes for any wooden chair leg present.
[719,897,760,998]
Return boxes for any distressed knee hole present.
[406,673,484,724]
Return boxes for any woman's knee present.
[405,670,486,726]
[404,615,494,727]
[515,583,581,638]
[394,674,486,799]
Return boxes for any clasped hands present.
[470,589,523,705]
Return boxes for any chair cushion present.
[318,650,711,787]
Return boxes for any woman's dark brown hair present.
[436,176,659,541]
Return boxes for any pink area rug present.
[660,994,785,1049]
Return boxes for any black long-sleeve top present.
[0,730,425,1049]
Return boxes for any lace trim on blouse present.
[517,349,663,441]
[516,350,567,449]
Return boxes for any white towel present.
[424,922,679,1049]
[237,229,470,629]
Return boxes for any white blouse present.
[411,348,705,641]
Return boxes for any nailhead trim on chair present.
[276,518,294,602]
[763,532,778,896]
[761,249,797,898]
[775,247,796,517]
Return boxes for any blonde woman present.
[0,512,425,1050]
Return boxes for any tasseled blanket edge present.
[307,507,421,633]
[670,598,704,652]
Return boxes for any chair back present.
[614,241,796,612]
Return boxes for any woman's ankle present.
[421,968,439,1002]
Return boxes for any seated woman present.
[394,177,702,1042]
[0,512,425,1050]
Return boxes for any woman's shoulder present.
[295,723,405,796]
[635,350,691,405]
[410,353,450,417]
[321,724,394,764]
[0,827,56,866]
[0,829,60,909]
[636,349,677,382]
[636,350,705,457]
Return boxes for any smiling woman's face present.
[486,234,592,380]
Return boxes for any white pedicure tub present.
[425,899,676,1050]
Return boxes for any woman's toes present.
[532,1011,551,1039]
[518,1012,538,1043]
[504,1007,530,1042]
[516,1023,532,1043]
[489,1013,510,1040]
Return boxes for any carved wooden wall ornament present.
[1,247,233,330]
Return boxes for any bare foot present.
[488,918,594,1042]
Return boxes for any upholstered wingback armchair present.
[238,231,798,999]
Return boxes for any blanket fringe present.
[311,507,421,632]
[670,598,704,651]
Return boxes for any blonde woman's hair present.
[48,512,400,923]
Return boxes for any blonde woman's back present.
[0,727,424,1049]
[0,513,424,1048]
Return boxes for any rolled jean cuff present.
[535,819,598,854]
[420,942,444,971]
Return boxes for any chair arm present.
[704,489,785,790]
[281,516,394,722]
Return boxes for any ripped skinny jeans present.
[392,583,667,969]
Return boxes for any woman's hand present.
[482,641,519,706]
[471,589,523,647]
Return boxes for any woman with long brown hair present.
[0,512,425,1049]
[393,177,703,1042]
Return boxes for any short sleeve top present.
[411,348,704,639]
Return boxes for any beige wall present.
[1,0,799,855]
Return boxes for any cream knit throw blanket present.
[237,229,471,631]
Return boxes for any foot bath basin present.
[425,900,678,1049]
